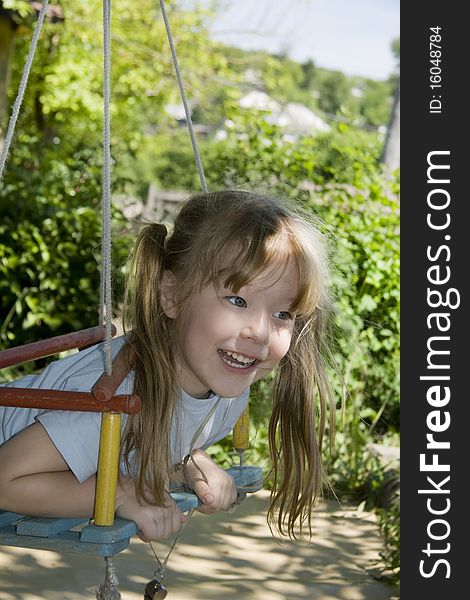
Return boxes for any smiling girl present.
[0,190,334,541]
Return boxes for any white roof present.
[238,92,330,135]
[275,102,330,134]
[238,91,280,112]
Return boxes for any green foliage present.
[1,0,34,20]
[6,0,229,183]
[315,178,400,434]
[359,79,395,127]
[376,488,400,582]
[0,135,133,355]
[139,128,202,191]
[309,124,384,183]
[191,110,383,194]
[314,70,352,115]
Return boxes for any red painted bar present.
[0,388,141,415]
[0,325,117,369]
[92,344,135,403]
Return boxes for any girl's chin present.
[208,378,254,399]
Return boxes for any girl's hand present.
[183,449,237,514]
[115,478,187,542]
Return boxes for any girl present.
[0,190,334,541]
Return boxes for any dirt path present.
[0,491,399,600]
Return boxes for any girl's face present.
[171,259,299,399]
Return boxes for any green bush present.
[314,177,400,434]
[0,136,133,359]
[377,488,400,581]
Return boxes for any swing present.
[0,0,262,596]
[0,331,261,556]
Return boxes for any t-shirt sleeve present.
[36,410,102,484]
[8,337,131,483]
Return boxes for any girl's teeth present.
[221,350,256,368]
[225,350,255,364]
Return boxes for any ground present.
[0,491,399,600]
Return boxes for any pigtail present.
[121,224,179,505]
[122,224,167,333]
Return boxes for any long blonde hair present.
[121,190,335,537]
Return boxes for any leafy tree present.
[300,58,316,90]
[357,78,394,127]
[4,1,238,184]
[314,69,351,115]
[0,136,132,354]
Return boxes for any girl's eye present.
[274,311,292,321]
[226,296,247,308]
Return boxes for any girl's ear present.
[160,270,178,318]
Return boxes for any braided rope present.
[96,556,121,600]
[0,0,50,181]
[159,0,208,193]
[101,0,113,374]
[95,12,118,599]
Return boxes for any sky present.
[206,0,400,81]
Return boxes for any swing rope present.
[97,4,119,599]
[0,0,49,180]
[159,0,207,193]
[101,0,113,376]
[96,556,121,600]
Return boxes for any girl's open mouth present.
[218,349,257,369]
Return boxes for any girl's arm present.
[0,421,95,517]
[183,448,237,514]
[0,421,186,540]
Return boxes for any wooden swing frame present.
[0,325,143,555]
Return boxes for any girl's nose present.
[241,310,269,345]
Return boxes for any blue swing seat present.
[0,465,262,556]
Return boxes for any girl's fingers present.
[136,502,187,541]
[191,479,215,505]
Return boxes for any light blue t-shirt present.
[0,336,249,483]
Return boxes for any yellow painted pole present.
[233,406,249,467]
[94,412,121,526]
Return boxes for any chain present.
[149,508,195,580]
[148,398,222,579]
